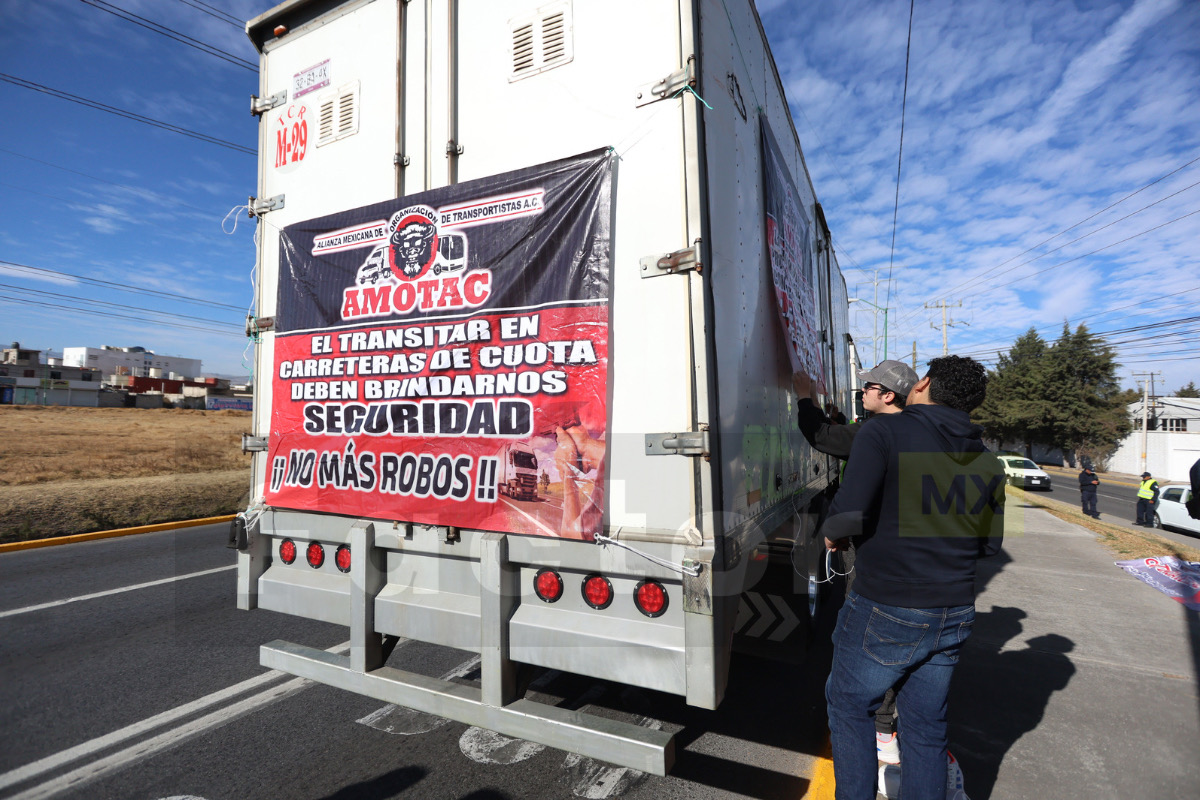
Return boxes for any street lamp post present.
[848,297,889,362]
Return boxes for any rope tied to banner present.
[594,531,703,577]
[672,84,713,110]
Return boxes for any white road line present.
[0,565,236,620]
[358,653,479,733]
[0,641,349,796]
[499,497,558,536]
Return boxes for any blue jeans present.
[826,591,975,799]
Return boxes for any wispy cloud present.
[760,0,1200,386]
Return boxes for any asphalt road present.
[1035,468,1200,550]
[0,525,830,800]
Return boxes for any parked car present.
[1153,484,1200,535]
[999,456,1052,490]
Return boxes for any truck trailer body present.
[237,0,855,775]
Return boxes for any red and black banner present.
[265,149,613,540]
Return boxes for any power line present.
[885,0,915,315]
[0,259,244,311]
[0,146,235,219]
[0,294,243,338]
[900,180,1200,326]
[0,282,240,327]
[899,152,1200,327]
[940,286,1200,356]
[956,315,1200,361]
[981,207,1200,295]
[172,0,242,28]
[78,0,255,71]
[0,74,255,155]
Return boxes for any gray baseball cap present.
[857,359,918,398]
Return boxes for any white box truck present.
[235,0,857,776]
[498,442,540,500]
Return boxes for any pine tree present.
[1042,323,1132,465]
[973,328,1053,456]
[1176,381,1199,398]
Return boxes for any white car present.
[1153,484,1200,535]
[999,456,1053,491]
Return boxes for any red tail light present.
[581,574,613,609]
[279,539,296,564]
[335,545,352,573]
[634,580,668,617]
[534,569,563,602]
[306,542,325,568]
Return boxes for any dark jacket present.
[1079,470,1099,493]
[1188,458,1200,520]
[819,403,1005,608]
[797,398,857,459]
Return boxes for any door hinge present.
[635,56,696,108]
[242,434,268,453]
[640,241,701,279]
[248,195,285,216]
[250,91,287,116]
[645,426,710,459]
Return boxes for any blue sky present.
[1,0,1197,392]
[758,0,1200,393]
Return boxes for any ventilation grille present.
[510,2,573,81]
[316,81,360,147]
[513,24,535,73]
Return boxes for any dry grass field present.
[0,406,252,542]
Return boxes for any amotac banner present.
[1115,556,1200,611]
[761,118,826,392]
[265,149,613,541]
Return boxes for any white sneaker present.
[877,750,968,799]
[947,750,970,800]
[876,731,901,764]
[877,762,901,799]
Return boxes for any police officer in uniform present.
[1135,471,1159,526]
[1078,462,1100,518]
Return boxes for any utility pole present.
[1132,371,1163,474]
[925,300,967,355]
[848,296,890,361]
[911,341,917,370]
[856,270,894,365]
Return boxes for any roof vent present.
[509,2,573,82]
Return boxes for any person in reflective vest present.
[1135,472,1159,526]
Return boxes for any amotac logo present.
[342,204,491,321]
[387,205,439,281]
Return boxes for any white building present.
[61,346,202,381]
[1109,397,1200,482]
[0,344,101,407]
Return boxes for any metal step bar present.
[259,521,675,775]
[261,640,674,774]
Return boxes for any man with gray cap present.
[792,359,918,769]
[792,359,919,459]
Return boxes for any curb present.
[0,515,236,554]
[803,736,836,798]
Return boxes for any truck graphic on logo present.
[355,204,468,285]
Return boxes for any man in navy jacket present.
[822,356,1004,800]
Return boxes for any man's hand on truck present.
[792,371,820,404]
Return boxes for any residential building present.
[61,346,202,381]
[1109,397,1200,482]
[0,344,102,406]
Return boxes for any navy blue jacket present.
[819,403,1005,608]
